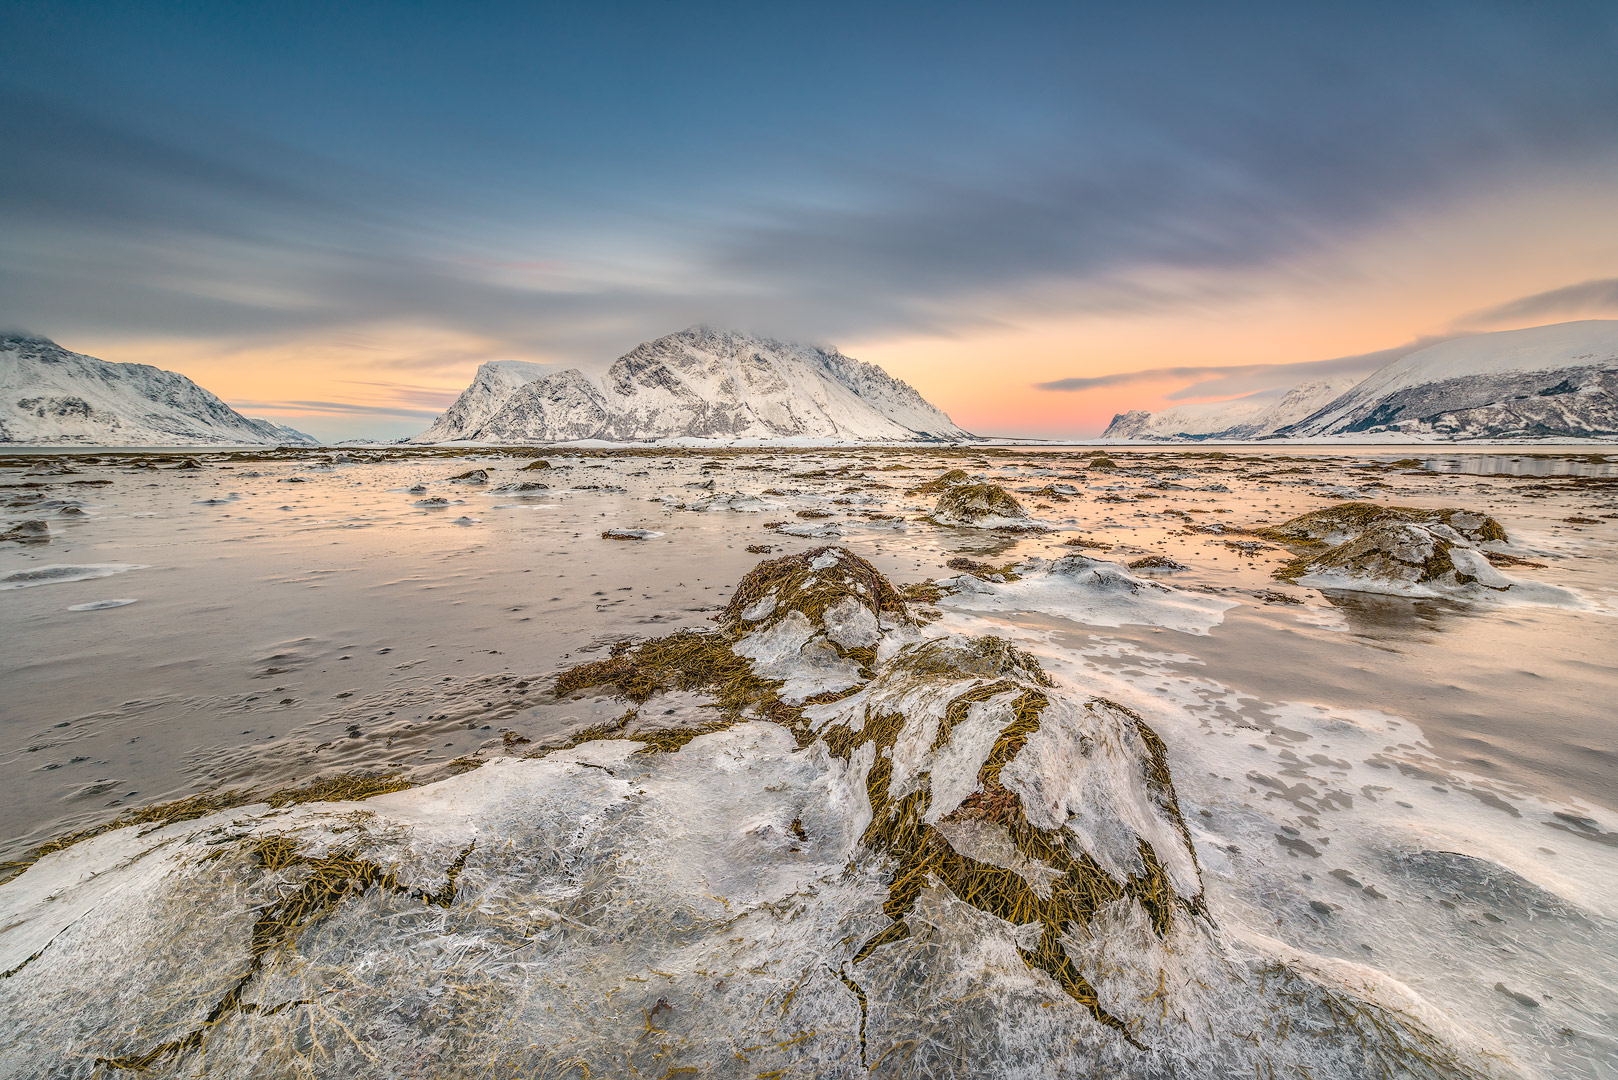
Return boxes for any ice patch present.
[0,564,147,590]
[942,555,1235,635]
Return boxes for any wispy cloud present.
[1454,277,1618,328]
[337,381,463,410]
[229,399,443,419]
[1036,338,1451,401]
[6,0,1618,366]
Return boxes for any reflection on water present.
[1421,453,1616,477]
[1,443,1617,1079]
[1316,587,1472,641]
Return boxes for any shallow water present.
[2,443,1616,1076]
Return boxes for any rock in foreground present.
[0,549,1513,1079]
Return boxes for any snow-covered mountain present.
[1279,320,1618,439]
[414,327,971,443]
[0,334,319,446]
[412,359,562,444]
[1102,377,1359,441]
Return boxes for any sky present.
[2,1,1616,442]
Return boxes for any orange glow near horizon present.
[62,171,1618,442]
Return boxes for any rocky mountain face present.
[1102,378,1359,441]
[1103,320,1618,442]
[415,327,970,443]
[412,360,561,444]
[1278,320,1618,439]
[0,334,318,446]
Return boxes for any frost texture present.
[941,554,1236,635]
[0,549,1518,1079]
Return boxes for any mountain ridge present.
[0,334,319,446]
[414,327,971,443]
[1103,320,1618,441]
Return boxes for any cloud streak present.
[1036,338,1452,401]
[3,1,1617,366]
[1456,278,1618,328]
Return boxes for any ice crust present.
[0,563,146,589]
[941,555,1236,635]
[0,546,1528,1079]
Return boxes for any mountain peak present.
[416,326,969,444]
[1,336,318,446]
[0,330,60,349]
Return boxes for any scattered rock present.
[930,484,1042,530]
[1,519,49,543]
[1127,554,1188,571]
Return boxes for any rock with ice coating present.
[1266,502,1567,601]
[930,483,1045,530]
[1264,502,1507,548]
[0,551,1521,1079]
[0,519,49,543]
[942,555,1236,635]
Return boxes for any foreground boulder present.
[0,549,1513,1079]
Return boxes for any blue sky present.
[2,1,1616,439]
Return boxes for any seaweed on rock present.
[1262,502,1518,594]
[929,483,1044,530]
[0,547,1522,1079]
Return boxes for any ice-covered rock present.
[930,483,1045,530]
[0,550,1521,1080]
[0,519,49,543]
[1265,502,1573,602]
[941,555,1235,635]
[1263,502,1508,548]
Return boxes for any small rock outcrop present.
[1,519,49,543]
[1266,502,1519,595]
[931,483,1042,530]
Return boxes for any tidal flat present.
[0,444,1614,1078]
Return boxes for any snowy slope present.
[1102,377,1359,441]
[415,327,970,443]
[1282,320,1618,438]
[412,360,561,443]
[0,334,318,446]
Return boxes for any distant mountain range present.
[1102,378,1360,441]
[0,334,318,446]
[414,327,970,443]
[1103,320,1618,441]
